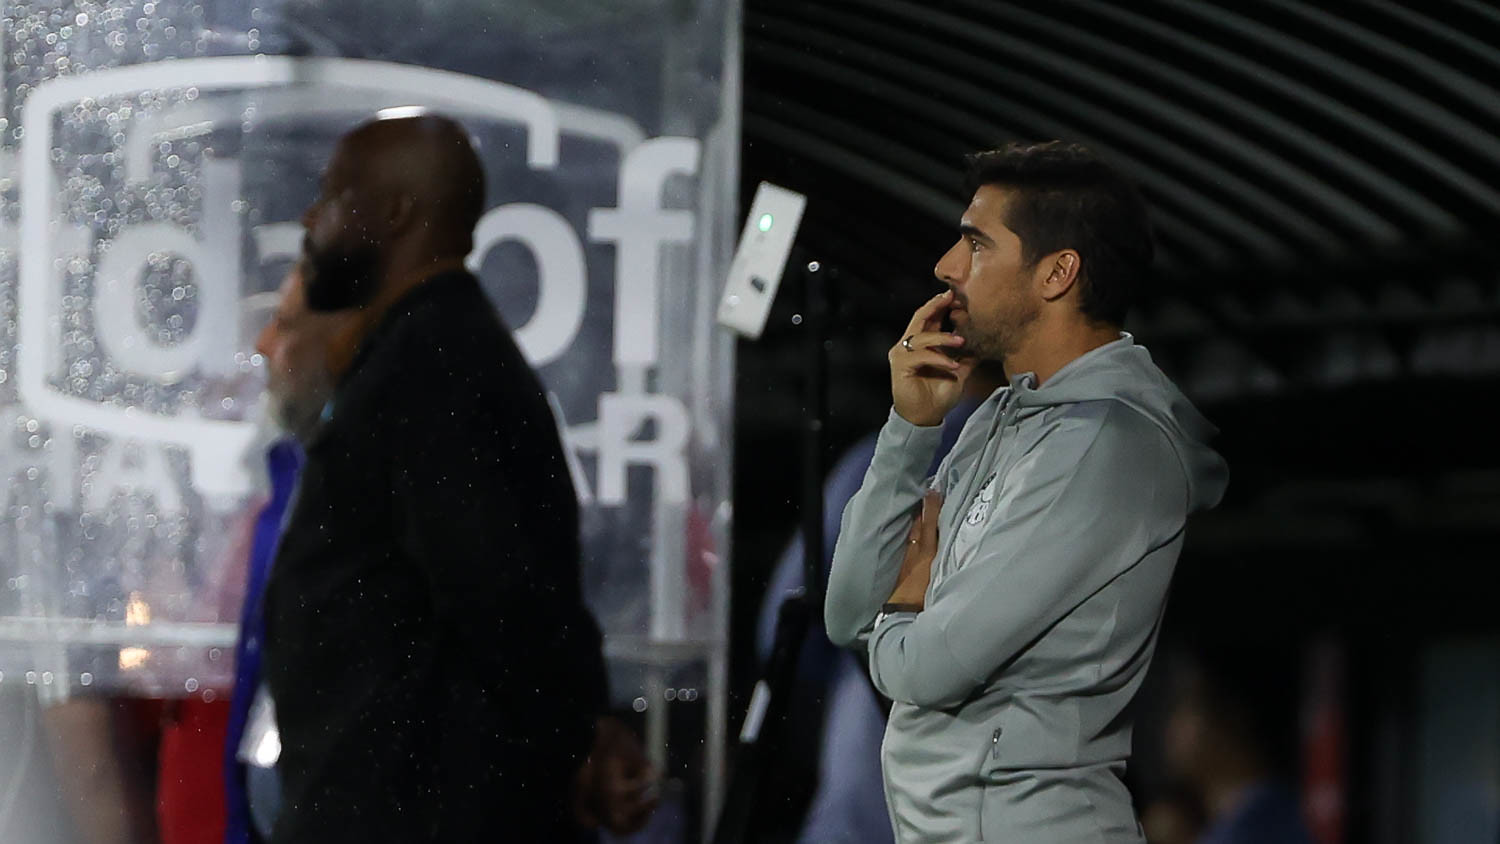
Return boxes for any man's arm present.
[826,290,973,647]
[824,410,944,647]
[868,405,1186,708]
[574,715,659,835]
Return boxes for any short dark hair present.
[964,141,1153,326]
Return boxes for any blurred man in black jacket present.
[261,114,609,842]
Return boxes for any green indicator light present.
[757,213,774,232]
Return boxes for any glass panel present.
[1,1,738,838]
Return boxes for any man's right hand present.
[889,290,975,426]
[573,716,659,835]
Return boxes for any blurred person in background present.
[39,389,277,844]
[27,281,317,844]
[825,141,1229,841]
[225,262,354,844]
[1139,785,1205,844]
[1163,645,1315,844]
[252,115,655,841]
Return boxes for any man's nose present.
[934,242,962,285]
[254,322,274,360]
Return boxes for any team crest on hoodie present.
[965,472,998,527]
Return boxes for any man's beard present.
[958,302,1038,364]
[302,234,380,312]
[266,377,333,442]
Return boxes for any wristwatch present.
[874,602,922,628]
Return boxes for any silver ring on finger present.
[901,335,915,352]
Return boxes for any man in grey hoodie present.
[825,141,1229,843]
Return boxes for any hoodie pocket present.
[979,699,1083,775]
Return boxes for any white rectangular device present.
[716,182,807,340]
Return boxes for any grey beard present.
[268,387,331,443]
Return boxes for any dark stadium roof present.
[741,0,1500,402]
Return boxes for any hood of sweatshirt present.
[1008,334,1229,512]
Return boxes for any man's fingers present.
[904,289,954,336]
[896,349,962,374]
[896,331,965,354]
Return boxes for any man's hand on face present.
[888,490,942,608]
[573,716,660,835]
[890,290,975,427]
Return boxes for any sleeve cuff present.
[868,610,918,693]
[874,407,945,476]
[885,406,946,435]
[872,609,918,637]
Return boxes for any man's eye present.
[968,238,982,252]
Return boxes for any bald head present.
[338,114,486,250]
[300,113,488,310]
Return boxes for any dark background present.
[727,2,1500,841]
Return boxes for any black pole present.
[712,259,828,844]
[800,260,827,608]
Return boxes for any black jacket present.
[263,270,605,842]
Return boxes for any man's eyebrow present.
[960,223,994,245]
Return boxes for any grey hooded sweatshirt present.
[825,335,1228,843]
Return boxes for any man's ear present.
[1038,250,1081,302]
[381,192,418,237]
